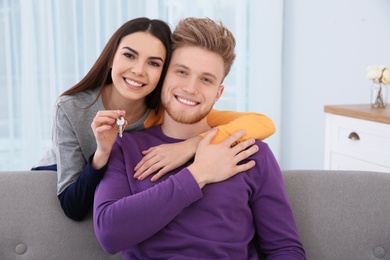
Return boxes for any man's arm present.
[93,140,203,254]
[250,142,306,259]
[93,129,259,254]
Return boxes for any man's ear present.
[214,85,224,103]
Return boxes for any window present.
[0,0,282,170]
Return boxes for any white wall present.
[247,0,284,163]
[281,0,390,170]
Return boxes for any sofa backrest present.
[283,170,390,260]
[0,170,120,260]
[1,170,390,260]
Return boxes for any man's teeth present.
[177,97,197,106]
[126,79,143,87]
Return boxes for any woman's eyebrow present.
[122,46,163,62]
[122,46,138,55]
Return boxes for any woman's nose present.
[131,62,145,76]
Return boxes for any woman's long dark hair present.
[61,17,172,110]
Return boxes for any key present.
[116,116,125,138]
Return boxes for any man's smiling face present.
[161,45,225,124]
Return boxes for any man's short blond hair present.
[171,17,236,81]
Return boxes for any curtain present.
[0,0,283,170]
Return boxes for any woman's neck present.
[101,84,148,124]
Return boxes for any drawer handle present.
[348,132,360,141]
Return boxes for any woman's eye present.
[124,53,135,59]
[149,61,161,67]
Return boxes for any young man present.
[94,17,305,259]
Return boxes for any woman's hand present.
[91,110,125,169]
[134,136,202,181]
[188,128,258,189]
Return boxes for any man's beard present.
[162,99,211,124]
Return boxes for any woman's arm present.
[55,104,123,221]
[134,136,202,181]
[205,109,276,144]
[58,157,106,221]
[54,105,106,221]
[144,107,276,143]
[135,110,275,180]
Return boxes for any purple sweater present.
[93,126,305,259]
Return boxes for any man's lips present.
[175,95,199,106]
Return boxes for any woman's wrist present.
[91,150,109,170]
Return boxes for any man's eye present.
[203,78,212,84]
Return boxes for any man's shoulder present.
[250,140,276,161]
[123,125,161,138]
[254,140,271,153]
[117,125,164,150]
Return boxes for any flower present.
[383,68,390,84]
[367,65,389,108]
[366,65,390,83]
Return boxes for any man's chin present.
[163,101,211,124]
[169,114,203,124]
[165,110,206,125]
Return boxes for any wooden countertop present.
[324,104,390,124]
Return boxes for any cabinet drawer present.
[326,114,390,168]
[330,153,390,172]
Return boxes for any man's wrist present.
[187,164,207,189]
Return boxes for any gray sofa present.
[1,170,390,260]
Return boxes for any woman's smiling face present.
[110,31,166,102]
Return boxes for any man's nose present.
[182,77,198,93]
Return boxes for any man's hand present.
[188,128,258,188]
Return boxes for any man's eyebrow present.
[122,46,164,62]
[173,63,190,70]
[202,72,217,81]
[173,63,217,80]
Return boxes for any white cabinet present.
[324,104,390,172]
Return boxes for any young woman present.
[33,17,275,221]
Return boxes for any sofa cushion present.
[283,170,390,260]
[0,170,120,259]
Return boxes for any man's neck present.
[161,112,211,140]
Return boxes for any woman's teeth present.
[126,79,143,87]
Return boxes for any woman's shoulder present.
[56,88,101,108]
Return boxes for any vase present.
[370,82,388,108]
